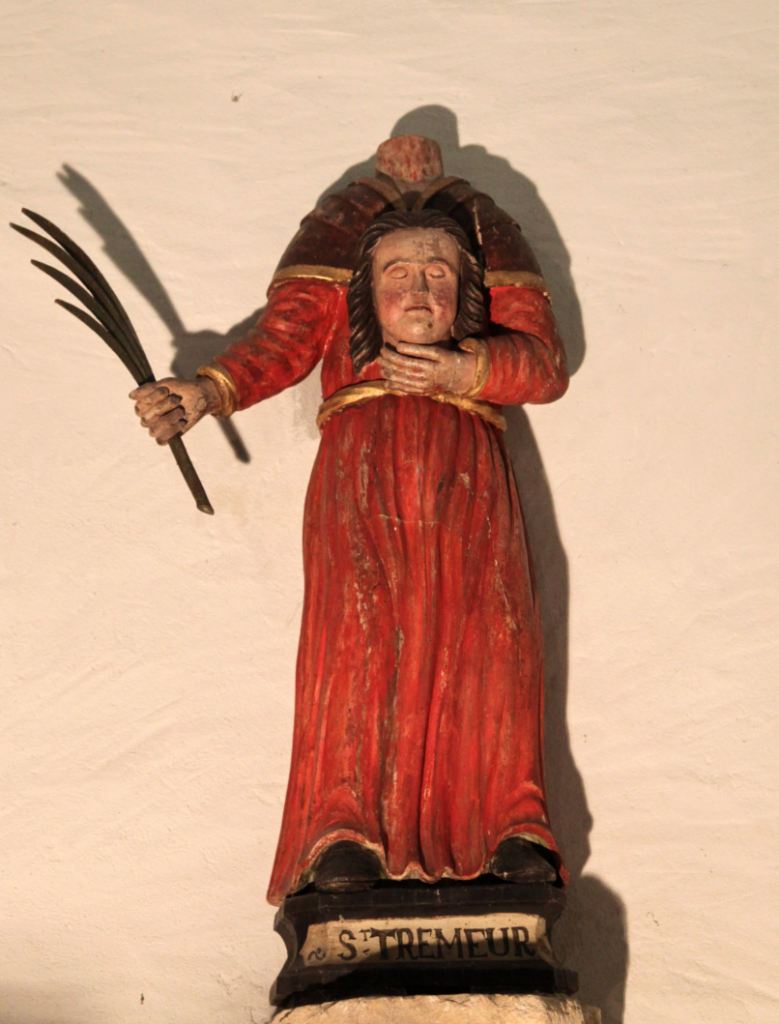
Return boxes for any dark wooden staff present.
[10,208,214,514]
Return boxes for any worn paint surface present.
[214,277,567,903]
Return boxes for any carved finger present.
[388,367,431,385]
[140,402,183,429]
[396,342,442,361]
[145,405,184,432]
[129,382,163,400]
[382,344,439,366]
[388,369,429,388]
[147,421,167,440]
[157,392,183,413]
[381,350,421,373]
[382,366,425,386]
[162,406,186,424]
[391,359,428,376]
[133,385,173,415]
[143,392,182,418]
[150,415,187,444]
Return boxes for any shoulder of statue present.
[268,173,549,300]
[425,181,546,288]
[271,179,393,288]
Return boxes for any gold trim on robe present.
[317,380,506,433]
[268,264,353,293]
[196,362,240,418]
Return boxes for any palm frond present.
[10,208,213,514]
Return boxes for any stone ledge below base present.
[274,993,601,1023]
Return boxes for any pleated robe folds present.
[213,279,569,906]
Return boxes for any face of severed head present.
[372,228,460,348]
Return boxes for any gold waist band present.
[316,381,506,433]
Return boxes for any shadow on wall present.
[57,108,626,1020]
[57,164,257,464]
[507,406,628,1024]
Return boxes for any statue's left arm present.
[468,285,569,406]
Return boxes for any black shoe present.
[313,840,384,893]
[489,836,558,884]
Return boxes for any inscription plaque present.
[272,882,577,1006]
[300,912,552,967]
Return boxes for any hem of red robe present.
[266,825,568,906]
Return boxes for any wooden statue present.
[131,136,569,914]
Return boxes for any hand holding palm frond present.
[10,209,214,514]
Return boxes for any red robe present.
[214,279,569,906]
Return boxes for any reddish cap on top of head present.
[375,135,444,183]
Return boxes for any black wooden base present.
[271,879,578,1008]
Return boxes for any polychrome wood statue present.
[131,135,569,908]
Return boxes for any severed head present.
[347,209,485,374]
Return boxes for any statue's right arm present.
[198,278,341,413]
[130,278,340,444]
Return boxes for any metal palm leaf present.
[10,208,214,514]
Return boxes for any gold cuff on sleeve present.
[459,336,491,399]
[484,269,552,303]
[196,362,240,418]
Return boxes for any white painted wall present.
[2,2,777,1022]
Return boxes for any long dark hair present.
[347,209,485,374]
